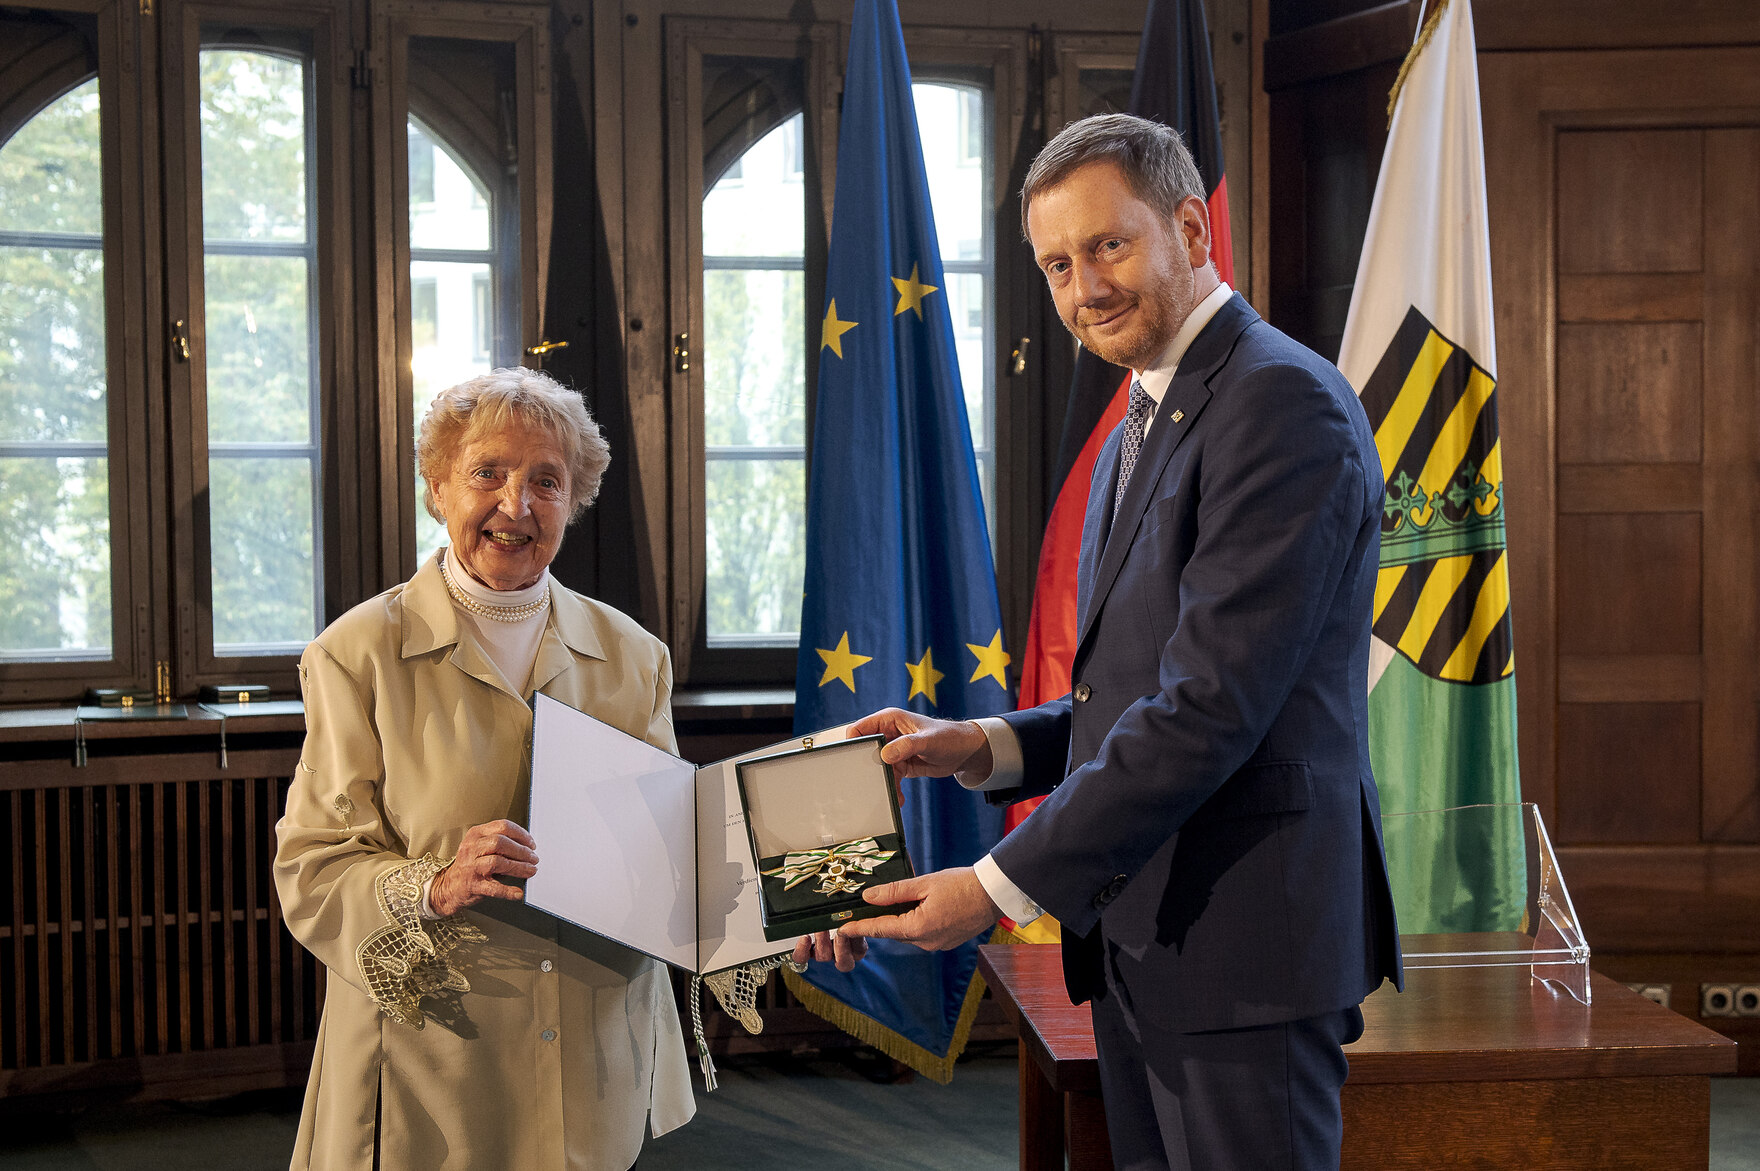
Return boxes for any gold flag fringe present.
[1387,0,1451,127]
[779,925,1015,1083]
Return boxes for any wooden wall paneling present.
[1560,844,1760,953]
[1699,126,1760,843]
[1556,464,1700,515]
[1555,322,1702,465]
[1481,46,1760,960]
[1554,129,1702,275]
[1474,0,1760,52]
[1555,513,1701,656]
[1556,702,1702,844]
[1557,273,1703,324]
[1557,654,1700,706]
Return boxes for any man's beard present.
[1070,283,1184,370]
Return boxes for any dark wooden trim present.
[1262,0,1415,93]
[0,1,159,705]
[1475,0,1760,52]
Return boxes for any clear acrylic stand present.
[1380,802,1591,1005]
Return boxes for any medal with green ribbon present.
[762,837,897,897]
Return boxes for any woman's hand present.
[429,819,539,917]
[790,928,867,973]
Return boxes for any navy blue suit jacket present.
[994,293,1402,1032]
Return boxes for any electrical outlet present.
[1701,984,1737,1018]
[1735,985,1760,1017]
[1626,983,1671,1008]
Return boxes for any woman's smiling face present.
[431,421,573,591]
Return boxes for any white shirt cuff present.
[956,716,1025,792]
[419,874,441,920]
[975,853,1043,927]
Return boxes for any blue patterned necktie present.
[1112,378,1155,522]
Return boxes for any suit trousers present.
[1089,975,1364,1171]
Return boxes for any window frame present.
[374,1,552,588]
[663,17,839,685]
[0,2,159,704]
[901,28,1034,657]
[158,0,353,696]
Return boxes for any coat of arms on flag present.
[1359,306,1512,688]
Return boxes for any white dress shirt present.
[966,281,1235,926]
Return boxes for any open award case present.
[522,693,911,974]
[737,739,913,940]
[1380,802,1592,1004]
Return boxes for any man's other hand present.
[835,867,1001,952]
[849,708,994,782]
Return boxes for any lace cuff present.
[356,853,487,1028]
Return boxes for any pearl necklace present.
[440,552,551,624]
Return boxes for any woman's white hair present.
[417,367,610,522]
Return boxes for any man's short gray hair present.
[417,366,611,523]
[1020,112,1206,239]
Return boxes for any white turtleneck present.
[421,552,552,921]
[440,549,552,696]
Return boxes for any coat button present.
[1074,683,1092,702]
[541,1028,557,1042]
[540,960,553,973]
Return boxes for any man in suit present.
[840,113,1402,1170]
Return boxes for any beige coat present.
[275,554,694,1170]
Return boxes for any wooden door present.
[1484,49,1760,956]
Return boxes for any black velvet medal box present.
[735,735,915,941]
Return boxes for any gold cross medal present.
[762,838,897,898]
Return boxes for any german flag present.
[1358,306,1512,686]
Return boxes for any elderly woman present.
[275,367,854,1170]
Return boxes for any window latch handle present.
[525,339,568,357]
[1010,336,1031,376]
[171,319,190,362]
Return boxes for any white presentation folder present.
[524,691,855,975]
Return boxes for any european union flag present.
[783,0,1008,1082]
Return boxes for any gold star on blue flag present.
[788,0,1009,1085]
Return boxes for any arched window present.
[913,80,995,536]
[408,114,500,566]
[702,112,807,646]
[0,78,109,659]
[697,84,997,651]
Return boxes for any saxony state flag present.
[1336,0,1524,932]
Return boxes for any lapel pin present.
[1172,409,1184,423]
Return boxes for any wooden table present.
[977,943,1739,1170]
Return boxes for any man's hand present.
[429,819,538,917]
[790,929,867,973]
[835,867,1001,952]
[849,708,994,782]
